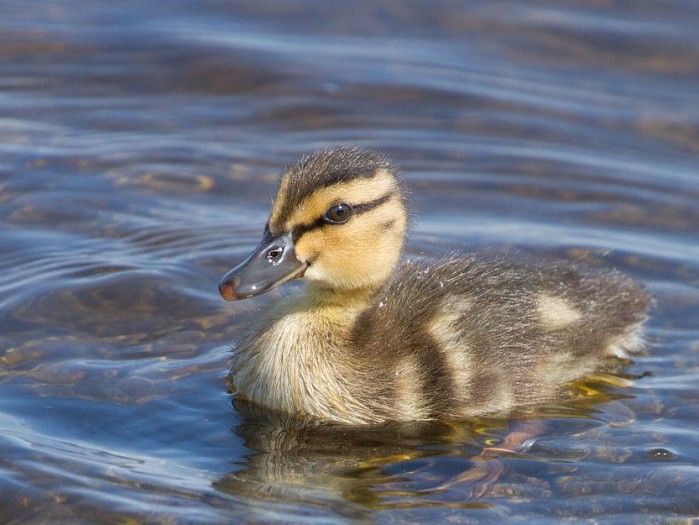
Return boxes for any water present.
[1,0,699,522]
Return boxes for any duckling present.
[218,147,651,425]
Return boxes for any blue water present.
[1,1,699,522]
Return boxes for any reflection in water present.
[218,399,498,521]
[217,380,649,521]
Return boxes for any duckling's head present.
[219,147,407,300]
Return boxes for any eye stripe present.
[272,148,394,226]
[291,190,396,242]
[353,191,394,214]
[292,217,325,242]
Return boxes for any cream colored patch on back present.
[428,296,474,400]
[536,293,582,330]
[394,356,430,420]
[536,352,582,385]
[429,297,518,415]
[604,321,646,358]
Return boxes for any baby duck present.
[219,147,651,425]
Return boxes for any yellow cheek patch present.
[294,200,407,289]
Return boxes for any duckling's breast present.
[231,292,395,424]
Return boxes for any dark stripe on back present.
[291,191,395,243]
[274,147,395,226]
[350,303,458,419]
[414,336,459,418]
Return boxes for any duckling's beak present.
[218,231,307,301]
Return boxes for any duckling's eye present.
[324,203,353,224]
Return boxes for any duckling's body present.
[220,148,650,424]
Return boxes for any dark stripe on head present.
[380,219,397,232]
[274,147,396,226]
[353,191,394,214]
[291,190,396,243]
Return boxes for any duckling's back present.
[352,256,651,420]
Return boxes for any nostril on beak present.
[266,246,284,262]
[219,279,238,301]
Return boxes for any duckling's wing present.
[355,256,650,418]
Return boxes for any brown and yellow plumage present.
[219,147,650,424]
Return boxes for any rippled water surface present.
[2,1,699,523]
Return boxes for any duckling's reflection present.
[211,397,566,524]
[213,398,498,517]
[214,379,635,518]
